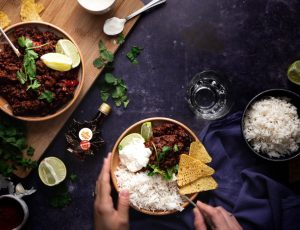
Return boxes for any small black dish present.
[241,89,300,162]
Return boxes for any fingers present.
[197,201,229,228]
[117,190,130,222]
[193,207,207,230]
[96,153,113,206]
[196,201,242,230]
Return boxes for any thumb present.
[118,190,130,220]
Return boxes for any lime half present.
[38,157,67,186]
[118,133,145,150]
[287,61,300,85]
[56,39,81,68]
[41,53,72,72]
[141,122,153,141]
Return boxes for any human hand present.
[193,201,242,230]
[94,153,130,230]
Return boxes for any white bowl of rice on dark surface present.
[242,89,300,161]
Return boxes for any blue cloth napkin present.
[130,112,300,230]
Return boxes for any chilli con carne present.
[0,27,79,116]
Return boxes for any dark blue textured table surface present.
[12,0,300,229]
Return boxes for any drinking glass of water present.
[186,70,233,120]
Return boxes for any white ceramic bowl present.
[77,0,116,15]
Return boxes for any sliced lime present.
[41,53,72,72]
[56,39,81,68]
[140,122,153,141]
[38,157,67,186]
[118,133,144,150]
[287,60,300,85]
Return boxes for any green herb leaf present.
[173,144,179,152]
[93,57,105,69]
[126,46,143,64]
[26,146,35,156]
[162,146,170,153]
[117,33,125,45]
[99,73,129,108]
[69,173,77,182]
[104,73,117,84]
[100,91,110,102]
[27,80,41,91]
[50,186,71,208]
[38,90,54,103]
[18,36,33,48]
[94,40,114,69]
[158,152,166,162]
[16,71,27,84]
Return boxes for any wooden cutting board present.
[0,0,143,178]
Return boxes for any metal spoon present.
[103,0,166,36]
[0,27,21,57]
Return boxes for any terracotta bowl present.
[0,21,84,122]
[111,117,199,215]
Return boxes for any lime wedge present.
[38,157,67,186]
[141,122,153,141]
[287,61,300,85]
[118,133,145,150]
[41,53,72,72]
[56,39,81,68]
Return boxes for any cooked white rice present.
[243,97,300,158]
[115,165,184,211]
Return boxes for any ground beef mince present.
[0,27,79,116]
[145,123,193,170]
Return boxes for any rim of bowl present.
[110,117,199,215]
[241,88,300,162]
[0,21,85,122]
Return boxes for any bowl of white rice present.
[242,89,300,161]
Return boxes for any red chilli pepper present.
[63,80,79,87]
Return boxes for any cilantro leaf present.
[50,186,71,208]
[18,36,33,48]
[126,46,143,64]
[117,33,125,45]
[38,90,54,103]
[69,173,77,182]
[99,73,129,108]
[26,146,35,156]
[93,40,114,69]
[93,57,105,69]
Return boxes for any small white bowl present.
[77,0,116,15]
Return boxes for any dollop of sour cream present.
[119,138,152,172]
[103,17,126,36]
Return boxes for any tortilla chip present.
[177,154,215,187]
[0,11,11,29]
[20,0,43,22]
[35,3,45,14]
[190,141,212,163]
[179,176,218,195]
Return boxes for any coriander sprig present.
[100,73,129,108]
[16,36,40,91]
[93,40,114,69]
[127,46,143,64]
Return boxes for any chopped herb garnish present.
[0,114,36,176]
[117,33,125,45]
[16,36,42,91]
[93,40,114,69]
[126,46,143,64]
[162,146,170,153]
[38,90,55,103]
[99,73,129,108]
[50,185,71,208]
[69,173,77,182]
[26,146,35,156]
[173,144,179,152]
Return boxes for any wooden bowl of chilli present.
[111,117,199,215]
[0,21,84,122]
